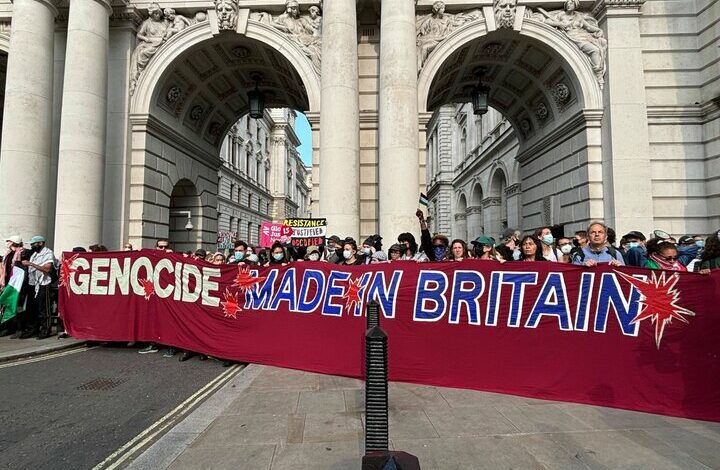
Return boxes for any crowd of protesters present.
[1,214,719,346]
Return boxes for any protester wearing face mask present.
[265,241,290,266]
[325,235,342,264]
[699,231,720,273]
[20,236,56,339]
[557,237,573,263]
[340,240,364,266]
[416,209,448,262]
[676,235,701,267]
[534,227,562,262]
[621,231,647,267]
[229,240,249,265]
[305,246,322,262]
[397,232,427,261]
[361,235,387,263]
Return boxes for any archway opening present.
[216,109,311,253]
[125,24,318,250]
[421,22,603,242]
[169,178,202,252]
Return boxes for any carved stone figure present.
[534,0,608,86]
[163,8,191,40]
[494,0,518,29]
[215,0,238,31]
[303,5,322,38]
[129,3,169,94]
[416,1,482,71]
[254,1,322,75]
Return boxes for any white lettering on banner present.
[69,256,222,307]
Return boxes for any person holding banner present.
[340,240,365,266]
[572,222,625,266]
[228,240,249,265]
[266,241,291,266]
[448,239,470,261]
[387,244,404,261]
[519,235,546,262]
[644,239,686,272]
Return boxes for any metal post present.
[367,299,380,330]
[364,325,388,452]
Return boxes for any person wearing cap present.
[622,230,647,267]
[305,245,322,261]
[20,236,56,339]
[677,235,701,267]
[0,236,26,337]
[325,235,342,264]
[471,235,506,262]
[1,236,23,289]
[387,243,404,261]
[361,235,387,264]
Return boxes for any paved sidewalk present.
[127,364,720,470]
[0,335,85,363]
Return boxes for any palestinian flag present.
[419,193,429,207]
[0,266,25,323]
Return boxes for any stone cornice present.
[466,206,483,214]
[454,213,467,221]
[111,5,143,27]
[592,0,645,19]
[505,183,521,197]
[481,197,501,208]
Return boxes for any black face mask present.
[32,244,43,253]
[572,239,580,248]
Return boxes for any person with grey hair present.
[572,221,624,267]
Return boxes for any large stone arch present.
[418,16,606,237]
[418,18,602,118]
[131,20,321,118]
[125,19,321,248]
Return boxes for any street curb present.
[0,339,88,364]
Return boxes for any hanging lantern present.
[472,83,490,116]
[248,75,265,119]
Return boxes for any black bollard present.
[364,324,388,452]
[367,299,380,330]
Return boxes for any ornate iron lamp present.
[472,69,490,116]
[248,73,265,119]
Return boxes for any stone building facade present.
[0,0,716,252]
[216,110,310,251]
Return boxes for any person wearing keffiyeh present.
[644,239,687,272]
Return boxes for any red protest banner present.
[60,250,720,422]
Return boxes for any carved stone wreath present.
[189,105,204,121]
[166,86,182,103]
[552,83,571,104]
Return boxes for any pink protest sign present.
[260,222,293,247]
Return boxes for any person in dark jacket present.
[416,210,449,262]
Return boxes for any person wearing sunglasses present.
[644,238,686,272]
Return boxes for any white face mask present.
[560,244,573,255]
[363,247,371,255]
[248,254,259,263]
[308,253,320,261]
[343,250,353,260]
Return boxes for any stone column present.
[466,206,483,239]
[54,0,111,251]
[505,183,521,230]
[320,0,360,238]
[482,197,503,242]
[595,0,653,236]
[378,0,419,240]
[0,0,58,240]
